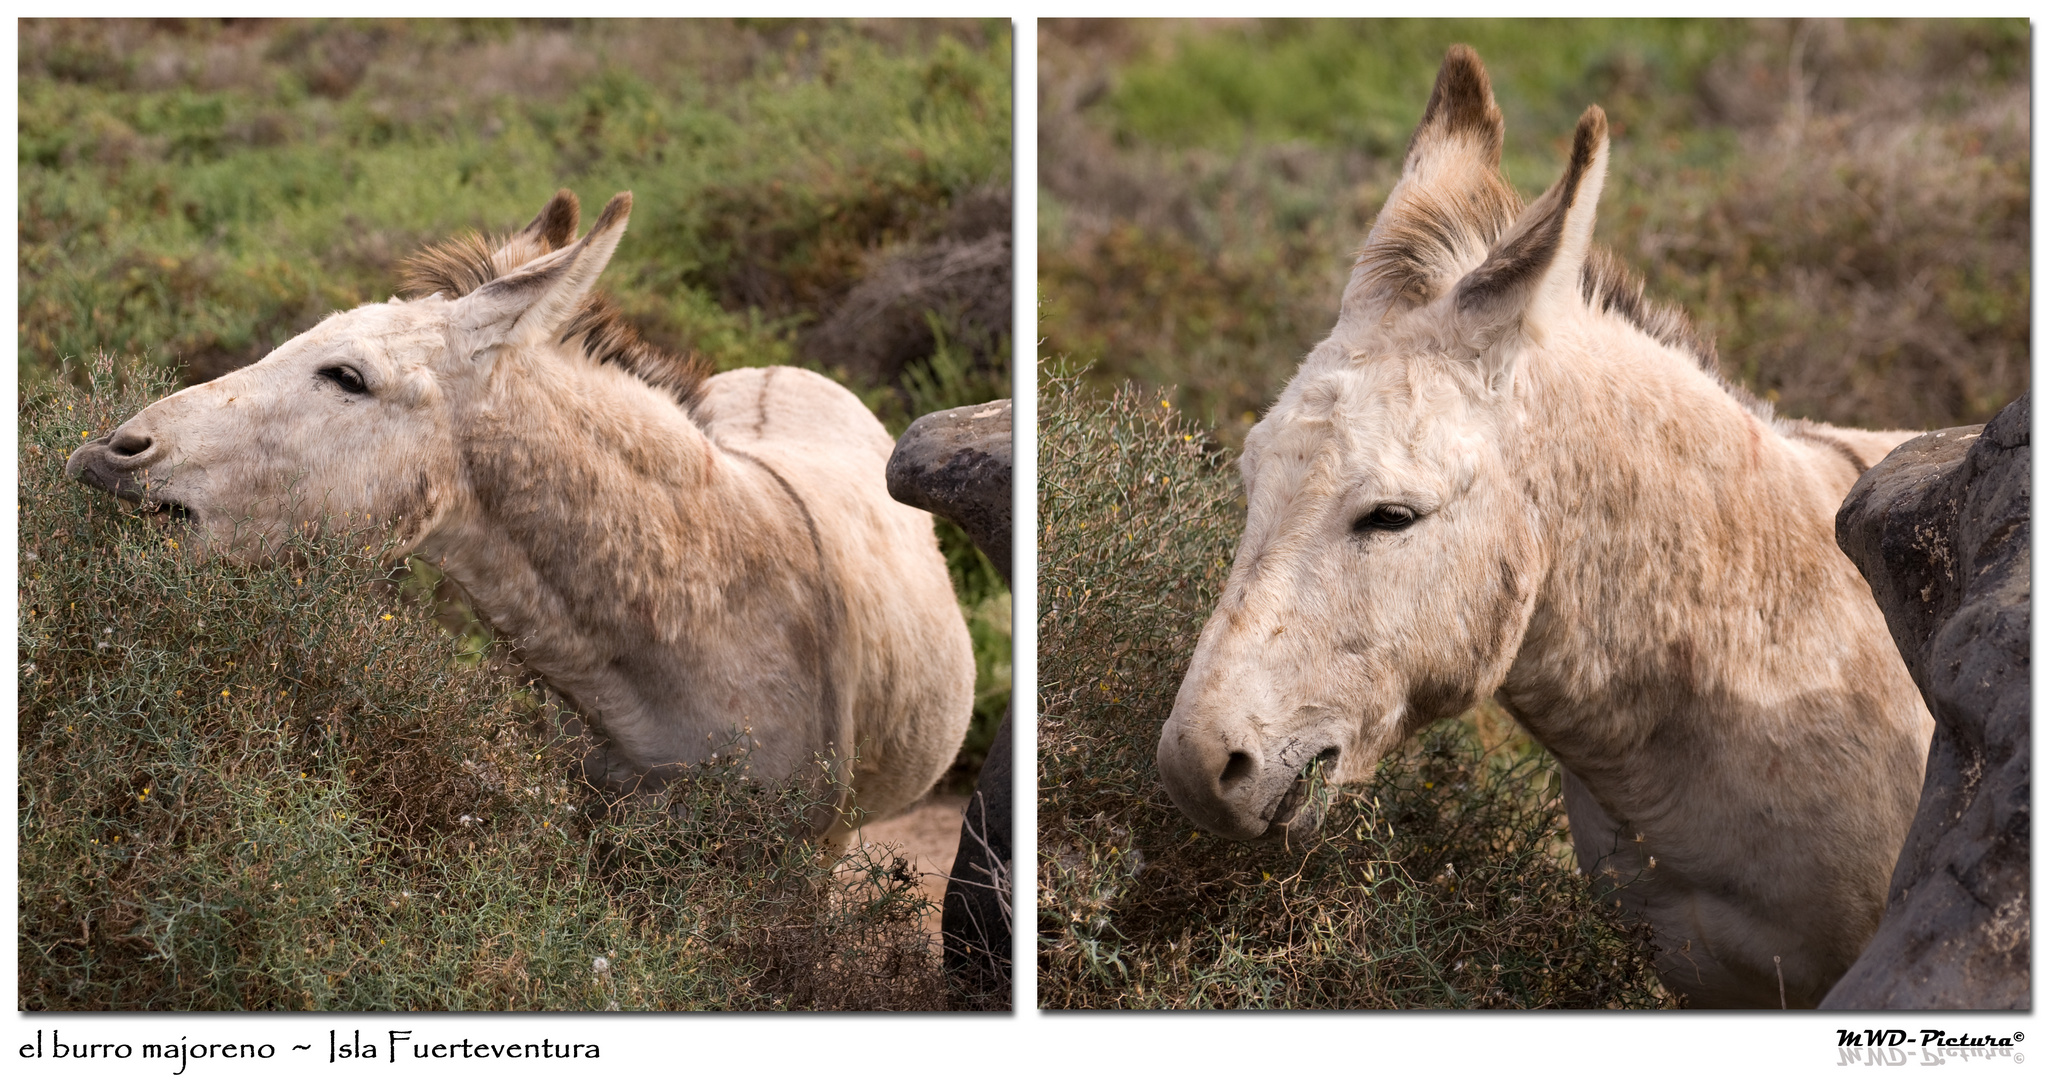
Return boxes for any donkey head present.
[1158,46,1609,842]
[66,190,630,559]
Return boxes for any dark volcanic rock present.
[887,399,1013,580]
[887,399,1013,1008]
[1822,395,2029,1010]
[801,185,1011,387]
[940,710,1011,1007]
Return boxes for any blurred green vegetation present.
[21,17,1011,799]
[22,19,1011,408]
[1041,18,2028,445]
[21,363,952,1010]
[1036,374,1667,1009]
[1108,20,1738,181]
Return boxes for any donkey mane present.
[1577,247,1871,466]
[1576,246,1716,369]
[401,197,710,410]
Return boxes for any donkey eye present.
[319,366,368,395]
[1353,505,1419,533]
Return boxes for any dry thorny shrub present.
[1040,19,2027,445]
[1036,374,1668,1009]
[19,358,947,1010]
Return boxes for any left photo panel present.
[20,18,1014,1012]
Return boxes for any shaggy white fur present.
[68,193,975,849]
[1157,47,1931,1008]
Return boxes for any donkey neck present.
[1495,319,1912,786]
[418,349,825,776]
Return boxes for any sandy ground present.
[852,792,967,943]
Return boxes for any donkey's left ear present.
[454,192,631,352]
[488,189,582,270]
[1450,107,1608,388]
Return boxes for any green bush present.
[1036,373,1666,1009]
[20,361,950,1010]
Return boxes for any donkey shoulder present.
[694,365,895,461]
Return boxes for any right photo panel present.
[1037,19,2029,1010]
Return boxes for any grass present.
[1036,374,1666,1009]
[22,19,1012,410]
[18,17,1012,1010]
[1041,18,2028,445]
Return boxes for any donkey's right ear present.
[1449,106,1609,388]
[454,192,631,354]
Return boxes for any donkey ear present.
[487,189,582,272]
[455,192,631,350]
[514,189,581,252]
[1449,106,1609,384]
[1343,45,1520,321]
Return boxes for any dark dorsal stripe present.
[399,207,710,412]
[1782,420,1870,474]
[722,446,844,755]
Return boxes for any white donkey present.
[68,190,975,847]
[1156,47,1933,1008]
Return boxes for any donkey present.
[67,190,976,847]
[1155,47,1933,1008]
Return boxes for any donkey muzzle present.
[1157,719,1340,843]
[66,435,154,502]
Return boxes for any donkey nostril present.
[108,431,153,458]
[1220,751,1254,787]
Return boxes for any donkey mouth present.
[143,499,195,526]
[1264,747,1339,838]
